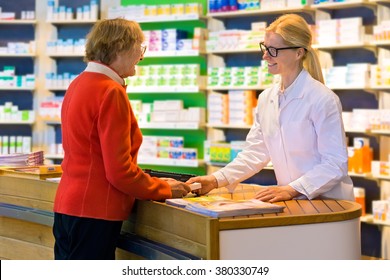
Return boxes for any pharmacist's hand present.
[253,185,300,203]
[164,178,191,198]
[186,175,218,195]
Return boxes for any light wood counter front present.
[124,184,362,260]
[0,176,361,260]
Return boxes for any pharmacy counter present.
[124,184,362,260]
[0,175,361,260]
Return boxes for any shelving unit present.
[0,0,37,154]
[205,1,390,259]
[120,0,208,175]
[40,0,100,162]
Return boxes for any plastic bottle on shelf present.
[354,187,366,216]
[353,137,372,174]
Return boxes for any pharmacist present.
[188,14,354,202]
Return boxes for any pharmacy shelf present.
[349,172,390,181]
[47,19,96,25]
[134,14,206,23]
[371,85,390,92]
[0,87,35,91]
[139,122,205,130]
[370,0,390,4]
[372,40,390,47]
[328,85,373,91]
[45,154,64,160]
[345,128,390,136]
[313,42,374,51]
[375,174,390,180]
[361,214,390,226]
[206,123,252,129]
[207,5,313,18]
[44,120,61,126]
[312,0,376,10]
[207,48,260,55]
[145,50,204,57]
[370,129,390,136]
[128,86,206,93]
[207,85,266,91]
[46,87,68,91]
[345,128,367,134]
[0,53,36,57]
[0,19,36,25]
[47,53,84,57]
[0,120,34,125]
[138,158,203,168]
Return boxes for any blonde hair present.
[84,18,144,65]
[266,14,324,84]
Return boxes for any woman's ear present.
[297,48,305,59]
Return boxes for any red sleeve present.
[97,85,172,200]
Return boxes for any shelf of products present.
[0,0,36,155]
[40,0,100,162]
[120,0,207,175]
[205,0,390,259]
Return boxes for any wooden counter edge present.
[218,200,362,230]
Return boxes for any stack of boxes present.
[207,63,273,88]
[324,63,370,88]
[45,72,77,89]
[0,135,32,155]
[108,3,203,21]
[0,66,35,89]
[46,39,86,55]
[0,101,34,123]
[372,199,390,224]
[145,29,188,52]
[207,90,256,126]
[0,41,36,55]
[228,90,257,125]
[38,98,63,121]
[47,0,98,21]
[371,59,390,87]
[317,17,367,45]
[130,99,205,125]
[128,64,200,91]
[207,92,229,125]
[373,20,390,42]
[139,136,197,162]
[204,140,247,164]
[206,21,266,52]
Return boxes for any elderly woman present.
[53,18,190,260]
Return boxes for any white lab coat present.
[213,69,354,201]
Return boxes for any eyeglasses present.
[259,42,306,57]
[141,44,147,55]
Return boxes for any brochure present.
[166,196,285,218]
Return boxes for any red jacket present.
[54,62,171,221]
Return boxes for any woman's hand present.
[253,185,300,202]
[186,175,218,195]
[161,178,192,198]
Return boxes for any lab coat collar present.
[278,69,307,111]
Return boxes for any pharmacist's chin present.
[267,63,278,74]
